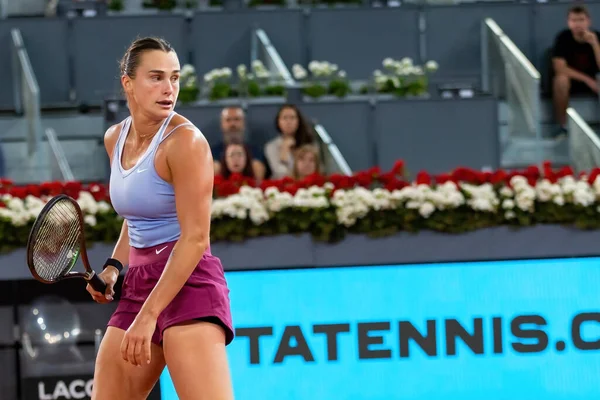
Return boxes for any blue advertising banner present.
[160,257,600,400]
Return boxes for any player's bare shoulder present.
[164,114,208,150]
[103,122,123,162]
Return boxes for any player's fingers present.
[133,339,143,367]
[120,335,129,363]
[144,338,152,365]
[86,284,100,297]
[127,337,137,366]
[91,293,108,304]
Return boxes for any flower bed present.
[1,160,599,252]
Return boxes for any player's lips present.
[157,100,173,108]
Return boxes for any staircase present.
[499,96,599,169]
[0,110,106,184]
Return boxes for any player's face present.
[568,12,590,37]
[127,50,181,118]
[225,144,247,174]
[277,107,299,136]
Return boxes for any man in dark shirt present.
[552,5,600,135]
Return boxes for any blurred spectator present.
[552,5,600,136]
[219,142,255,180]
[293,144,321,180]
[264,104,316,179]
[212,106,266,180]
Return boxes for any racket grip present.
[88,273,107,293]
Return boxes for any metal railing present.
[45,128,74,181]
[11,28,43,157]
[481,18,542,165]
[567,108,600,173]
[251,28,295,87]
[314,124,352,176]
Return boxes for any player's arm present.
[139,126,213,320]
[86,125,129,302]
[103,123,130,270]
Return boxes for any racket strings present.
[31,200,83,281]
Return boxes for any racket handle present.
[88,273,107,293]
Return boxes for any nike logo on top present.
[156,246,168,254]
[137,168,148,173]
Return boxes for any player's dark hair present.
[569,5,589,17]
[120,37,174,78]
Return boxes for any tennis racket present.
[26,194,107,293]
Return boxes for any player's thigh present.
[163,320,234,400]
[93,326,166,400]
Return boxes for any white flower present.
[180,64,196,77]
[292,64,307,80]
[461,183,499,213]
[572,181,595,207]
[502,199,514,210]
[500,186,514,198]
[237,64,247,79]
[6,197,24,211]
[97,201,112,213]
[419,202,435,218]
[553,195,565,206]
[535,179,561,202]
[84,215,97,227]
[308,60,337,78]
[425,60,439,72]
[77,191,98,215]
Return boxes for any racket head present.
[26,194,88,284]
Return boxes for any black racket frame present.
[25,194,107,293]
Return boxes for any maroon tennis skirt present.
[107,241,234,346]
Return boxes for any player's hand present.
[86,267,118,304]
[121,312,157,367]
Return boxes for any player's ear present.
[121,75,133,94]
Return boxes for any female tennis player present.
[85,37,234,400]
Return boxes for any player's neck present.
[130,110,168,141]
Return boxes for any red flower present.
[302,173,326,188]
[328,173,346,189]
[366,166,381,178]
[556,166,574,179]
[9,187,27,199]
[283,183,299,196]
[213,174,224,187]
[588,168,600,185]
[377,172,396,185]
[391,160,405,176]
[25,184,41,198]
[415,171,431,185]
[434,173,452,184]
[490,169,508,185]
[259,179,278,192]
[216,181,239,197]
[353,171,372,187]
[39,181,64,196]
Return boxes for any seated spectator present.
[212,106,266,180]
[552,5,600,136]
[219,141,255,180]
[264,104,316,179]
[293,144,321,180]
